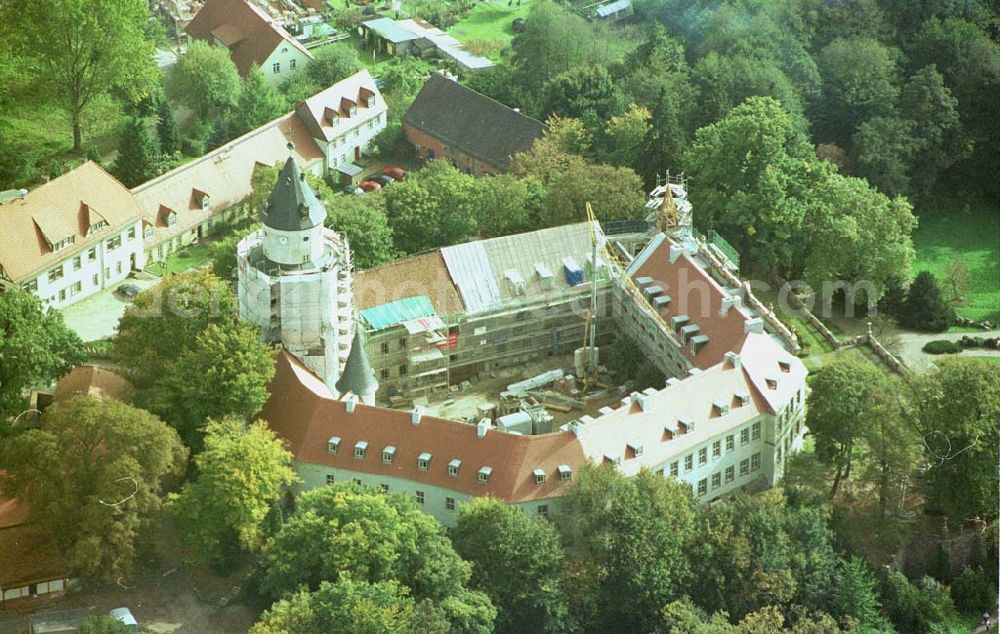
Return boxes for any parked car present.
[373,174,396,187]
[109,607,139,633]
[344,185,364,195]
[115,283,140,300]
[359,180,382,192]
[383,166,406,181]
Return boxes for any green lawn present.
[448,1,532,51]
[912,198,1000,323]
[145,244,212,276]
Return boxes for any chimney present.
[724,351,741,369]
[411,405,425,426]
[477,418,490,438]
[345,394,358,413]
[720,295,742,316]
[669,244,684,264]
[744,317,765,334]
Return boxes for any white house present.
[185,0,314,83]
[295,70,388,179]
[0,161,145,309]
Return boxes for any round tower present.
[236,154,353,396]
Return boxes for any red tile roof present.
[132,113,322,248]
[0,162,142,283]
[354,252,465,317]
[631,236,752,369]
[261,351,586,503]
[52,366,134,403]
[185,0,313,76]
[0,489,67,588]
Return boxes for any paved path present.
[59,274,161,342]
[894,329,1000,371]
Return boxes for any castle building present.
[248,178,809,526]
[237,155,353,395]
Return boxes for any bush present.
[951,567,996,615]
[880,571,956,634]
[958,335,985,349]
[922,340,962,355]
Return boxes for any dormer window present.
[604,453,622,466]
[382,446,396,464]
[354,441,368,459]
[558,464,572,481]
[735,390,750,407]
[627,442,644,458]
[678,417,694,433]
[713,400,730,417]
[779,360,791,373]
[327,436,341,454]
[349,106,358,117]
[533,468,546,485]
[365,96,375,108]
[88,220,107,234]
[448,459,461,477]
[765,376,778,390]
[52,236,75,252]
[417,452,431,471]
[201,194,210,210]
[478,466,493,483]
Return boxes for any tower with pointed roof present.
[237,153,354,395]
[335,326,379,404]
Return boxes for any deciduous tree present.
[166,40,241,118]
[320,191,397,269]
[0,290,85,418]
[114,270,236,387]
[304,44,362,90]
[816,37,901,146]
[906,358,1000,523]
[545,163,645,226]
[384,160,478,254]
[472,174,546,238]
[556,464,697,633]
[0,0,157,151]
[251,577,451,634]
[260,483,495,633]
[805,355,888,496]
[452,498,570,634]
[145,321,275,446]
[0,397,187,581]
[168,418,296,564]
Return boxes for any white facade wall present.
[652,416,771,501]
[320,111,387,171]
[259,43,312,84]
[296,460,558,527]
[11,220,145,310]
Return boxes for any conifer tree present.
[228,66,287,138]
[111,117,159,188]
[157,98,180,156]
[900,271,954,332]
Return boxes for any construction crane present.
[580,202,602,393]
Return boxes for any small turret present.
[336,327,379,405]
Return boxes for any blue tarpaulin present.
[562,257,583,286]
[360,296,437,331]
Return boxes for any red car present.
[359,180,382,192]
[383,166,406,181]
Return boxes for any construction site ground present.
[421,353,625,429]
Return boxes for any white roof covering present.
[566,333,803,475]
[441,240,502,314]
